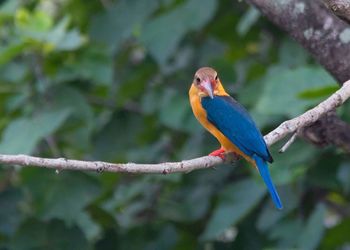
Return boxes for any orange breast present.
[188,84,251,162]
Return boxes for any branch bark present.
[1,80,349,173]
[246,0,350,83]
[246,0,350,152]
[264,80,350,145]
[299,110,350,153]
[323,0,350,24]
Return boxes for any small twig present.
[279,132,298,153]
[264,80,350,146]
[0,80,349,174]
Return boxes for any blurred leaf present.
[13,9,84,52]
[103,180,149,211]
[90,0,158,52]
[15,9,53,32]
[178,131,206,159]
[50,87,93,124]
[257,185,299,232]
[55,49,113,85]
[47,17,85,51]
[140,0,218,64]
[236,6,260,36]
[141,88,160,114]
[94,228,119,250]
[320,219,350,250]
[56,29,85,51]
[0,0,21,16]
[0,42,28,65]
[268,141,317,186]
[268,218,303,247]
[115,200,151,228]
[256,66,336,117]
[158,89,189,131]
[116,63,155,105]
[196,38,227,69]
[158,185,213,222]
[200,179,265,241]
[297,204,326,250]
[11,219,89,250]
[75,212,101,241]
[307,153,341,189]
[0,109,71,154]
[145,225,178,250]
[0,188,24,236]
[278,39,309,67]
[21,169,101,225]
[102,178,161,228]
[15,9,53,43]
[337,163,350,195]
[298,85,339,100]
[93,112,145,161]
[49,86,94,151]
[0,62,28,83]
[125,135,172,162]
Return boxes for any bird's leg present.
[209,147,226,159]
[229,152,241,161]
[225,152,241,165]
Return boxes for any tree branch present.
[323,0,350,24]
[279,132,298,153]
[0,80,349,174]
[0,154,223,174]
[264,80,350,145]
[246,0,350,83]
[299,109,350,153]
[245,0,350,152]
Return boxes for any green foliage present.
[201,179,265,241]
[10,219,89,250]
[297,204,326,250]
[0,188,23,236]
[298,85,340,99]
[0,0,349,249]
[236,6,260,36]
[140,0,217,64]
[0,109,71,154]
[256,66,335,117]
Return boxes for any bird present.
[189,67,282,209]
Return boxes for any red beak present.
[201,81,214,99]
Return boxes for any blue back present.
[201,96,272,162]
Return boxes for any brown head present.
[192,67,226,98]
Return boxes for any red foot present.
[230,152,241,161]
[209,147,226,159]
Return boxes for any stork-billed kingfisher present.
[189,67,282,209]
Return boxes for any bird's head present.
[192,67,223,99]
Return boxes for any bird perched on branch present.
[189,67,282,209]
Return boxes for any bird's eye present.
[196,77,201,84]
[215,75,218,80]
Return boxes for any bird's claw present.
[209,148,226,160]
[230,152,241,161]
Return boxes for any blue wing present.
[202,96,282,209]
[201,96,272,162]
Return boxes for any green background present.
[0,0,349,249]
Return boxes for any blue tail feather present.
[253,154,283,209]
